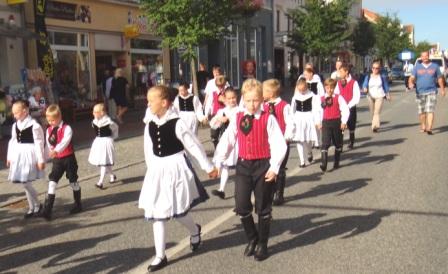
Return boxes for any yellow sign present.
[7,0,28,5]
[123,24,139,39]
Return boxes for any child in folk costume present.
[334,64,360,149]
[7,100,45,218]
[209,87,239,199]
[318,79,350,172]
[88,103,119,189]
[41,104,82,221]
[204,75,227,148]
[173,82,206,134]
[139,86,218,272]
[262,79,294,206]
[302,67,325,96]
[214,79,287,261]
[290,78,321,168]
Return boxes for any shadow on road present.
[356,138,407,149]
[379,122,419,133]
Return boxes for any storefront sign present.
[34,0,54,79]
[7,0,28,4]
[47,1,76,21]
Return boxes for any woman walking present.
[362,61,391,132]
[110,68,129,124]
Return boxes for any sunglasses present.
[372,67,380,69]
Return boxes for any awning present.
[0,22,39,39]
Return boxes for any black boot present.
[320,151,328,172]
[254,214,271,261]
[348,132,355,149]
[273,170,286,206]
[334,148,342,169]
[240,214,258,257]
[41,194,55,221]
[69,189,82,214]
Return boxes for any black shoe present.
[272,191,284,206]
[24,210,34,219]
[348,143,354,149]
[244,239,258,257]
[372,128,379,133]
[254,243,269,261]
[427,130,433,135]
[308,155,313,163]
[190,224,201,251]
[320,151,328,172]
[147,256,168,272]
[211,189,225,199]
[95,184,105,190]
[69,189,82,214]
[40,194,55,221]
[110,175,117,183]
[299,164,306,168]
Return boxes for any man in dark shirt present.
[196,63,210,103]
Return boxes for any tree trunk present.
[190,58,198,96]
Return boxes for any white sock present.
[151,221,166,265]
[176,215,199,243]
[219,166,229,192]
[107,166,116,182]
[304,142,312,163]
[23,184,34,213]
[297,142,305,165]
[98,166,107,185]
[48,181,57,195]
[23,182,39,210]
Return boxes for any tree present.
[412,41,432,59]
[351,17,375,58]
[288,0,352,71]
[140,0,261,94]
[373,14,411,66]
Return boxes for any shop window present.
[131,39,161,50]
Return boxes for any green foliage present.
[351,17,375,57]
[140,0,237,61]
[411,41,432,59]
[373,14,411,64]
[288,0,352,57]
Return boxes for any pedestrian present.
[28,86,47,125]
[298,62,322,83]
[40,104,82,221]
[362,61,391,132]
[302,67,325,96]
[104,67,117,120]
[205,75,228,148]
[213,79,287,261]
[88,103,119,190]
[319,79,349,172]
[290,78,321,168]
[408,51,446,135]
[330,58,343,80]
[262,79,294,206]
[196,63,210,103]
[110,68,129,124]
[203,65,229,118]
[403,61,414,92]
[209,87,239,199]
[139,85,218,272]
[7,100,45,218]
[334,64,360,149]
[173,82,206,135]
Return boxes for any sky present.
[363,0,447,50]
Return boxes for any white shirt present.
[367,75,385,99]
[8,115,45,164]
[213,106,287,174]
[92,115,119,139]
[209,105,239,130]
[334,79,360,109]
[265,97,295,140]
[203,78,230,116]
[143,107,214,173]
[291,91,322,125]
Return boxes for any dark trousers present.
[235,158,275,217]
[279,144,290,172]
[404,76,411,89]
[49,154,79,183]
[321,119,343,151]
[347,107,357,131]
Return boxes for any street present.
[1,82,448,274]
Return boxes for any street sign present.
[398,50,415,61]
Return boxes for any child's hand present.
[316,124,322,130]
[265,170,276,183]
[37,163,45,170]
[6,160,10,168]
[341,123,347,131]
[49,150,57,158]
[218,95,225,103]
[219,116,229,123]
[208,167,218,179]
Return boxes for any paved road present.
[1,82,448,274]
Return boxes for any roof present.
[362,8,379,23]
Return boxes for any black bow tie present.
[48,126,59,146]
[239,114,255,135]
[321,97,333,108]
[268,102,276,117]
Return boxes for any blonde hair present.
[215,75,226,86]
[115,68,124,78]
[46,104,62,118]
[324,78,337,89]
[241,78,262,97]
[93,103,106,113]
[147,85,176,103]
[295,78,307,89]
[262,79,281,97]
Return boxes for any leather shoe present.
[190,224,201,251]
[244,239,258,256]
[147,256,168,272]
[254,244,269,261]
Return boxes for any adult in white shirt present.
[403,62,414,92]
[203,65,229,117]
[330,59,343,80]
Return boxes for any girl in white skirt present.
[291,78,321,167]
[210,87,239,199]
[173,82,206,135]
[88,103,118,189]
[140,86,218,272]
[7,100,45,218]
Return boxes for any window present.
[276,10,280,32]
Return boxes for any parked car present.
[390,66,404,80]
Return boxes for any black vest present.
[16,125,34,143]
[149,118,184,157]
[295,97,313,112]
[307,82,318,95]
[93,124,112,137]
[178,96,195,111]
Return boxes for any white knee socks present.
[177,214,199,243]
[98,166,107,185]
[23,182,39,212]
[152,220,166,265]
[297,142,305,165]
[219,166,229,192]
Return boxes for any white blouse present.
[368,75,385,99]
